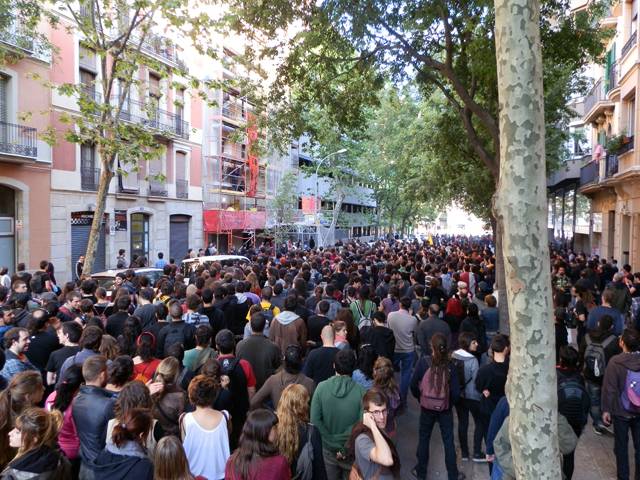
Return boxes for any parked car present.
[180,255,251,277]
[91,267,164,298]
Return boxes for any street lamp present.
[315,148,347,248]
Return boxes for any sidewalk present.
[395,396,619,479]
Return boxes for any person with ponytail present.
[410,332,462,480]
[132,331,160,383]
[224,408,290,480]
[91,408,154,480]
[0,371,45,469]
[45,364,83,470]
[0,407,70,479]
[347,389,401,479]
[117,316,142,357]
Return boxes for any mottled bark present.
[494,0,559,477]
[492,213,510,334]
[82,161,114,276]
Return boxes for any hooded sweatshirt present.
[310,375,366,453]
[269,311,307,352]
[602,351,640,417]
[1,445,70,479]
[91,441,153,480]
[452,349,481,401]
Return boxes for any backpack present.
[622,369,640,415]
[419,360,450,411]
[557,376,589,430]
[293,424,315,480]
[353,301,372,330]
[583,334,616,380]
[451,358,470,398]
[162,324,188,353]
[261,304,276,325]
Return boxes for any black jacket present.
[92,443,153,480]
[72,385,115,464]
[360,325,396,360]
[0,446,70,479]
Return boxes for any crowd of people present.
[0,235,639,480]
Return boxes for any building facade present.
[577,0,640,268]
[0,19,53,273]
[47,10,203,281]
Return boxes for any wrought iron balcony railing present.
[115,96,189,139]
[176,179,188,199]
[81,167,101,191]
[0,121,37,158]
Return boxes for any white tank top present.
[183,411,230,480]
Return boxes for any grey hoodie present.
[452,348,481,401]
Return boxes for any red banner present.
[246,113,259,197]
[301,196,317,214]
[203,209,266,232]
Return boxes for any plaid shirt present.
[0,350,37,382]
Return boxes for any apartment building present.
[48,10,203,281]
[290,138,377,246]
[577,0,640,267]
[0,19,53,272]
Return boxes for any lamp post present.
[315,148,347,248]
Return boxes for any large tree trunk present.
[82,165,114,276]
[494,0,559,477]
[492,213,510,334]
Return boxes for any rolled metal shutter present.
[71,220,106,277]
[169,215,190,261]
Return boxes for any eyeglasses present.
[366,409,387,417]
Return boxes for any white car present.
[91,267,164,298]
[180,255,251,276]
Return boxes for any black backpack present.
[558,375,590,432]
[293,424,315,480]
[162,323,190,353]
[583,334,616,380]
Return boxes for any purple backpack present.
[420,364,450,412]
[621,370,640,414]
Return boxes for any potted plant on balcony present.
[606,134,626,154]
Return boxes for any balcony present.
[617,135,634,157]
[583,78,615,125]
[622,31,638,59]
[579,158,598,188]
[222,103,246,122]
[547,157,584,189]
[134,33,187,71]
[148,179,168,197]
[605,153,618,178]
[0,121,38,161]
[115,97,189,139]
[0,23,50,62]
[176,179,188,199]
[81,167,100,191]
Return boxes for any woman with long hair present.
[225,408,290,480]
[132,332,161,383]
[275,384,326,479]
[335,307,359,349]
[372,357,401,435]
[99,334,119,361]
[154,436,200,480]
[347,390,401,479]
[0,371,45,469]
[182,375,230,480]
[45,364,83,468]
[352,344,376,389]
[106,381,161,453]
[411,332,462,480]
[0,407,70,478]
[151,356,187,437]
[117,316,142,357]
[92,408,154,480]
[246,272,261,296]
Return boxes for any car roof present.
[180,255,250,264]
[91,267,163,277]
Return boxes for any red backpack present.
[420,361,450,412]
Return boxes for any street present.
[396,394,619,479]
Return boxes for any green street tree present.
[40,0,222,275]
[494,0,558,475]
[266,170,298,246]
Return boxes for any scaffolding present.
[203,90,267,253]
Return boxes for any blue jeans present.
[585,381,603,427]
[393,351,415,406]
[415,408,459,480]
[613,415,640,480]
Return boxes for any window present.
[130,213,150,260]
[0,74,8,123]
[175,151,188,199]
[633,0,638,35]
[628,97,636,135]
[80,144,99,190]
[79,45,97,100]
